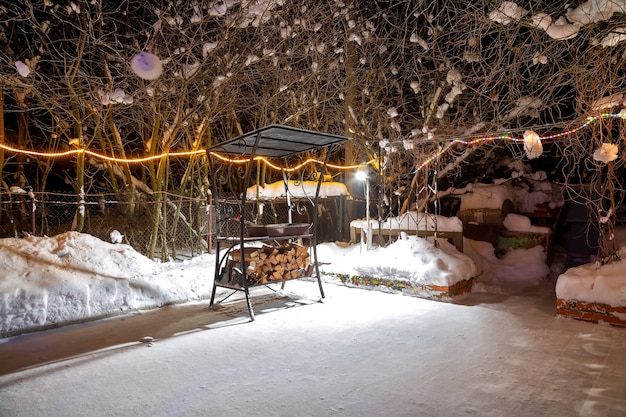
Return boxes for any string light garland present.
[209,152,373,172]
[412,111,625,174]
[0,141,373,171]
[0,143,206,163]
[0,112,623,172]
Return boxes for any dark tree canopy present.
[1,0,626,258]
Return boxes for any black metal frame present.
[207,125,350,321]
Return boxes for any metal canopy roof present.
[208,124,350,158]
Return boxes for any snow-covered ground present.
[1,231,626,416]
[0,226,625,335]
[0,229,541,334]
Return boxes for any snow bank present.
[556,247,626,307]
[0,232,214,334]
[318,235,477,287]
[2,225,621,335]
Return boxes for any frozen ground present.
[1,280,626,417]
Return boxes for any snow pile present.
[503,213,551,234]
[3,225,625,335]
[458,183,514,211]
[0,232,214,334]
[110,230,124,243]
[246,180,348,200]
[556,245,626,307]
[0,231,481,335]
[464,239,550,290]
[318,235,477,287]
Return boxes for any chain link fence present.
[0,190,348,259]
[0,190,209,259]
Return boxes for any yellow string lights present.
[208,152,373,172]
[1,112,623,172]
[0,140,376,171]
[0,142,207,163]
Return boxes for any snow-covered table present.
[350,212,464,252]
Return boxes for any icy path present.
[1,281,626,417]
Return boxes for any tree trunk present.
[0,80,4,225]
[342,36,359,239]
[148,156,166,259]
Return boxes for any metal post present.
[282,170,293,224]
[29,192,35,235]
[365,178,371,251]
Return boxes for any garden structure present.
[207,125,350,320]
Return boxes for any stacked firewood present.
[228,243,314,285]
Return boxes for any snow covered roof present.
[246,180,349,200]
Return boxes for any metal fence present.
[0,191,210,259]
[0,190,348,259]
[213,194,345,242]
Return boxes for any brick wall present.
[333,273,475,300]
[556,299,626,326]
